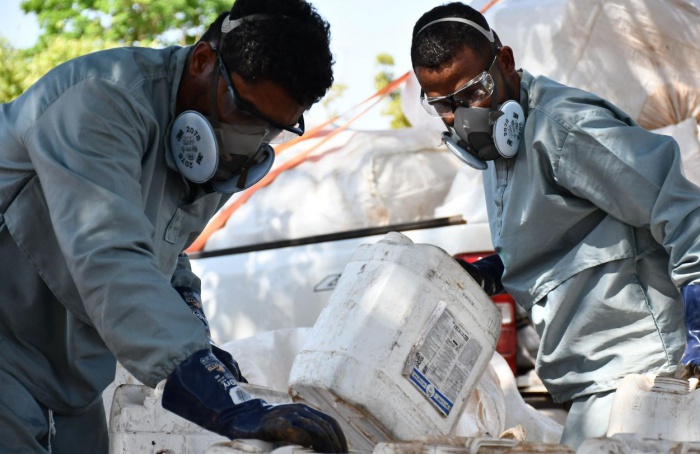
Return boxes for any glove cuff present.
[455,258,484,285]
[458,254,504,296]
[162,348,261,437]
[175,286,211,338]
[680,285,700,368]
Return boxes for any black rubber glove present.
[175,286,247,383]
[454,254,505,296]
[677,284,700,380]
[162,349,348,453]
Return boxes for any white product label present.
[229,385,253,405]
[404,307,483,417]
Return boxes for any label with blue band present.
[404,306,483,417]
[409,367,454,416]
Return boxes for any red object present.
[453,252,518,376]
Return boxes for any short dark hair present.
[411,2,498,69]
[200,0,334,107]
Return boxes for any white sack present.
[204,128,461,251]
[547,0,700,129]
[484,0,568,78]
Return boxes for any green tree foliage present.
[374,53,410,129]
[0,39,24,102]
[321,83,348,118]
[21,0,232,47]
[0,36,123,103]
[0,0,233,103]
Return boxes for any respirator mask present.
[442,99,524,170]
[169,105,276,194]
[169,14,304,193]
[417,17,525,170]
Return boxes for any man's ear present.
[189,41,217,79]
[498,46,517,75]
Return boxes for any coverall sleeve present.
[171,252,201,290]
[556,113,700,287]
[22,78,210,387]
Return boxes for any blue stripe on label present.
[409,368,453,416]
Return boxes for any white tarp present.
[204,127,465,251]
[547,0,700,130]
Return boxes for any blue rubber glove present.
[162,349,348,453]
[455,254,505,296]
[678,284,700,380]
[175,286,247,383]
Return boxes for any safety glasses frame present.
[215,50,305,142]
[420,50,500,118]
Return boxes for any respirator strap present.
[488,45,500,119]
[235,145,268,189]
[209,68,222,134]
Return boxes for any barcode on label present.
[229,386,252,405]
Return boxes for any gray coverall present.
[0,45,228,452]
[485,69,700,446]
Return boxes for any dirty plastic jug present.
[606,374,700,441]
[373,437,574,454]
[580,433,700,453]
[108,382,290,454]
[288,232,502,451]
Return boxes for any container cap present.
[651,376,690,394]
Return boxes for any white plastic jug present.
[288,232,501,451]
[374,438,574,454]
[579,433,700,454]
[607,374,700,441]
[108,382,290,454]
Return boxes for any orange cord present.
[480,0,502,13]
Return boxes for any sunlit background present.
[0,0,496,130]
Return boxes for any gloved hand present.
[677,284,700,380]
[454,254,505,296]
[175,286,247,383]
[162,349,348,453]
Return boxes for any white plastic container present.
[579,433,700,454]
[607,374,700,441]
[206,441,314,454]
[108,382,291,454]
[288,232,501,451]
[373,438,574,454]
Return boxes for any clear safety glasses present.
[216,52,305,144]
[420,52,498,118]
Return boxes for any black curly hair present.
[200,0,334,107]
[410,2,500,70]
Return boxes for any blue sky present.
[0,0,489,129]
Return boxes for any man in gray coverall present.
[410,2,700,449]
[0,0,347,452]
